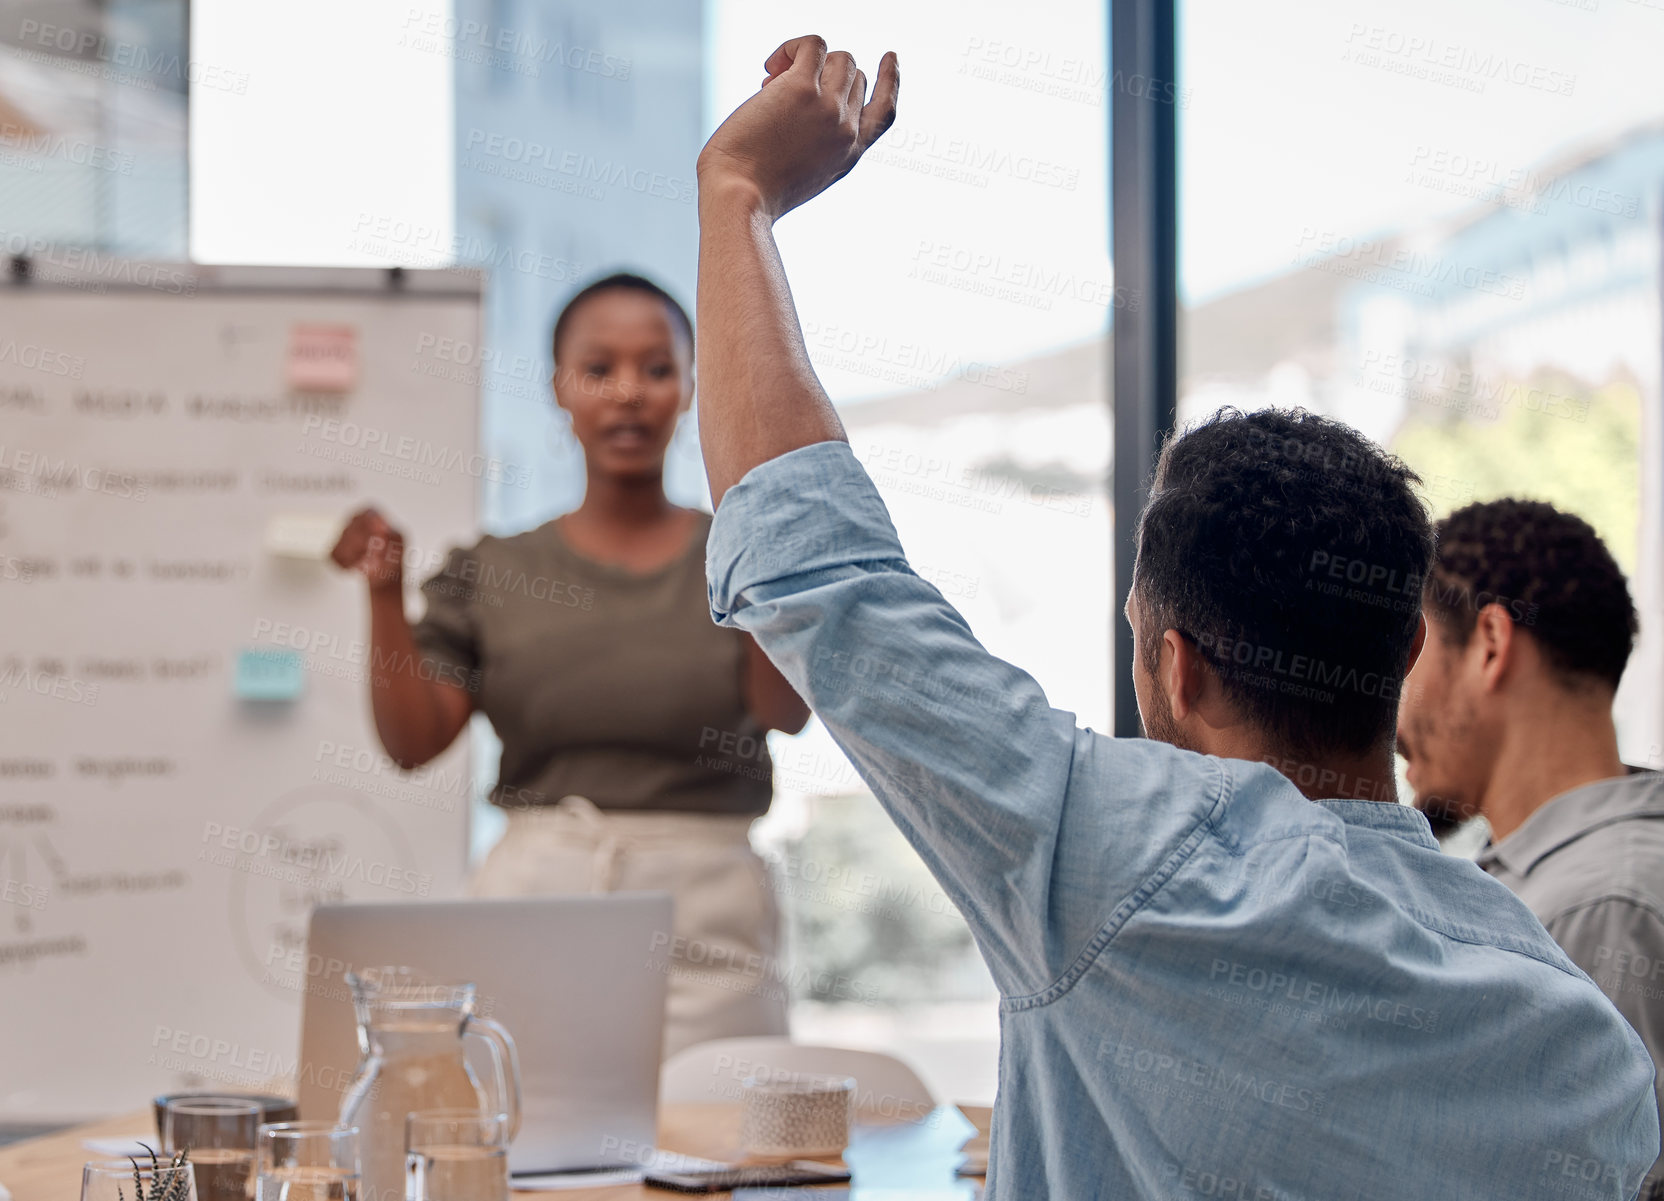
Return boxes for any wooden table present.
[0,1103,992,1200]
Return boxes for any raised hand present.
[330,506,405,592]
[697,35,899,220]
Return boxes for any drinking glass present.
[404,1110,510,1201]
[81,1157,196,1201]
[163,1098,260,1201]
[255,1123,360,1201]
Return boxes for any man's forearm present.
[696,181,847,507]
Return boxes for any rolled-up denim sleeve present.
[708,440,1088,993]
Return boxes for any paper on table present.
[0,1178,12,1201]
[733,1189,981,1200]
[512,1150,727,1191]
[844,1106,979,1190]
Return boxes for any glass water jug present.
[339,967,521,1201]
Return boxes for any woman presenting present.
[330,273,809,1056]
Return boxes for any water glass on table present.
[404,1110,510,1201]
[255,1123,361,1201]
[81,1157,196,1201]
[163,1097,261,1201]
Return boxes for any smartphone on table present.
[644,1159,851,1193]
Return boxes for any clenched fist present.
[697,35,899,220]
[331,507,406,593]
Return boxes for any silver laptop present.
[297,893,672,1174]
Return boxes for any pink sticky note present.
[288,324,359,392]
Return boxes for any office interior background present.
[2,0,1660,1115]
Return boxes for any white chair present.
[660,1036,937,1121]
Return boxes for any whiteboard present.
[0,264,482,1121]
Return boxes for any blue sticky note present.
[234,647,305,701]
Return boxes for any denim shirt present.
[707,441,1660,1200]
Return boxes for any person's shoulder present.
[466,519,566,561]
[416,522,562,593]
[1524,783,1664,918]
[1071,730,1240,826]
[1572,767,1664,803]
[1551,771,1664,850]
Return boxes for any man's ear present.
[1473,603,1516,691]
[1163,629,1206,721]
[1405,612,1427,676]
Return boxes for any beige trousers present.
[468,796,789,1060]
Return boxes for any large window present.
[710,0,1111,1103]
[175,0,1664,1109]
[0,0,188,257]
[1179,0,1664,774]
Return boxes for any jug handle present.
[465,1016,523,1140]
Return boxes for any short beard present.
[1405,688,1482,838]
[1415,794,1468,839]
[1141,684,1202,754]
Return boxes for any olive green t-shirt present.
[411,511,773,815]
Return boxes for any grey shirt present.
[1481,771,1664,1198]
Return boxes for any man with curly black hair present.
[1400,498,1664,1198]
[692,36,1660,1198]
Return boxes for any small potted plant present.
[119,1144,193,1201]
